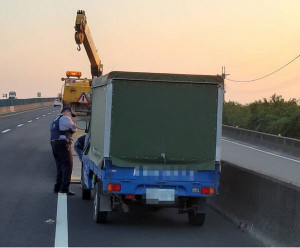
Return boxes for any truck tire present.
[82,188,91,200]
[81,166,91,200]
[188,211,206,226]
[93,181,108,224]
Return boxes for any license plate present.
[146,188,175,204]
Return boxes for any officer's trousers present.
[51,140,73,192]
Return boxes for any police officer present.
[50,106,77,195]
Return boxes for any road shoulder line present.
[55,193,68,247]
[222,138,300,163]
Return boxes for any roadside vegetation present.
[223,94,300,139]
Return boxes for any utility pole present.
[221,66,229,79]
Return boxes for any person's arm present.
[59,116,77,133]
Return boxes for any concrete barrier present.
[209,162,300,246]
[0,106,14,115]
[0,101,53,115]
[222,125,300,157]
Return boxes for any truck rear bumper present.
[82,156,220,198]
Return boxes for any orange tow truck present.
[60,10,102,116]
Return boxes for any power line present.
[226,54,300,83]
[227,75,300,94]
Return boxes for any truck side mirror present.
[77,120,87,131]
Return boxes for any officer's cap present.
[61,106,76,117]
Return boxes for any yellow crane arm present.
[74,10,103,78]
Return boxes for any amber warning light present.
[66,71,82,78]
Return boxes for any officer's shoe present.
[54,187,60,193]
[59,190,76,196]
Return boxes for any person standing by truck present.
[50,106,77,195]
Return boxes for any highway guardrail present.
[209,162,300,246]
[222,125,300,157]
[0,97,55,107]
[0,98,56,115]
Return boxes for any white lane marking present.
[43,115,46,117]
[17,124,23,127]
[28,120,32,123]
[1,129,11,133]
[55,193,68,247]
[36,117,40,120]
[53,110,56,112]
[222,138,300,163]
[48,113,51,115]
[0,106,51,119]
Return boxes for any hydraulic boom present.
[75,10,103,78]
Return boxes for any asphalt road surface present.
[0,107,262,247]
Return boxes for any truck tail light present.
[107,184,121,192]
[125,194,135,200]
[201,187,215,195]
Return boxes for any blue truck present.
[80,71,224,225]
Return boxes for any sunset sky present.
[1,0,299,103]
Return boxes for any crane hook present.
[77,44,81,51]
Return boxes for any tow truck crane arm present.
[74,10,103,78]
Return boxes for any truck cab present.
[61,71,92,116]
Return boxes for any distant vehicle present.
[61,71,92,115]
[57,93,62,102]
[53,99,62,107]
[9,91,16,99]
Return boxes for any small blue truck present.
[80,71,224,225]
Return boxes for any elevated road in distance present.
[222,138,300,187]
[0,106,262,247]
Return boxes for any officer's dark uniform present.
[50,113,75,194]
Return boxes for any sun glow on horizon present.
[0,0,299,104]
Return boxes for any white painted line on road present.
[43,115,46,117]
[53,110,56,112]
[222,138,300,163]
[35,117,40,120]
[1,129,11,133]
[28,120,32,123]
[55,193,68,247]
[48,113,51,115]
[17,124,23,127]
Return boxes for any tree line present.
[223,94,300,139]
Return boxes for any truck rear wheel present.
[93,181,108,224]
[82,188,91,200]
[188,211,206,226]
